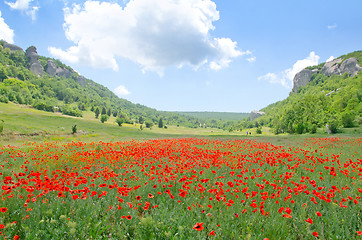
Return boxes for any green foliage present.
[0,119,4,134]
[145,122,153,128]
[158,118,163,128]
[115,117,124,126]
[100,114,108,123]
[327,119,339,134]
[95,108,100,119]
[309,124,317,134]
[72,124,77,134]
[61,105,82,117]
[256,127,262,134]
[341,112,355,128]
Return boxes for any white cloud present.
[247,56,256,63]
[327,24,337,29]
[0,11,14,43]
[258,51,320,88]
[5,0,39,21]
[326,56,334,62]
[114,85,131,97]
[49,0,250,74]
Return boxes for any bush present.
[115,117,124,126]
[145,122,153,128]
[327,119,339,134]
[62,106,82,117]
[256,127,262,134]
[72,124,77,134]
[100,114,108,123]
[341,112,355,128]
[309,124,317,134]
[0,120,4,134]
[294,123,305,134]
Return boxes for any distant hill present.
[245,51,362,134]
[176,111,249,121]
[0,41,209,128]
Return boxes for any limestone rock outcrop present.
[25,46,43,77]
[3,43,23,52]
[321,58,343,76]
[339,57,362,76]
[292,57,362,93]
[250,111,265,121]
[292,69,313,93]
[45,60,57,77]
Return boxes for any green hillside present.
[246,51,362,134]
[0,41,207,128]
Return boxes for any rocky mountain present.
[249,51,362,134]
[292,52,362,93]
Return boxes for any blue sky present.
[0,0,361,112]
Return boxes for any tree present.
[72,124,77,134]
[107,108,111,116]
[0,120,4,134]
[113,111,118,117]
[139,116,144,124]
[101,107,106,115]
[145,122,153,128]
[115,117,124,126]
[158,118,163,128]
[100,114,108,123]
[95,107,100,119]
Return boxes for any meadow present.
[0,136,361,239]
[1,102,362,239]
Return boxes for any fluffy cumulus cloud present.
[5,0,39,21]
[258,52,320,88]
[0,11,14,43]
[114,85,131,97]
[49,0,250,74]
[326,56,335,62]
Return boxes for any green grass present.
[1,102,361,146]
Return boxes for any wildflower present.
[305,218,313,224]
[0,207,7,213]
[193,222,204,231]
[209,230,216,236]
[316,211,322,217]
[313,232,318,238]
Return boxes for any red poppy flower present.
[193,222,204,231]
[126,215,132,220]
[305,218,313,224]
[148,193,154,198]
[14,235,20,240]
[313,232,318,238]
[356,231,362,236]
[316,211,322,217]
[0,207,7,213]
[136,196,141,201]
[209,230,216,236]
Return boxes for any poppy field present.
[0,137,361,239]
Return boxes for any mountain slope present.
[249,51,362,134]
[0,41,206,128]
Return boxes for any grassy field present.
[1,102,362,239]
[1,102,361,147]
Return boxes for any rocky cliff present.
[26,46,43,77]
[292,55,362,93]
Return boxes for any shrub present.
[341,112,355,128]
[294,123,305,134]
[309,124,317,134]
[256,127,262,134]
[145,122,153,128]
[72,124,77,134]
[100,114,108,123]
[327,119,339,134]
[0,120,4,134]
[115,117,124,126]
